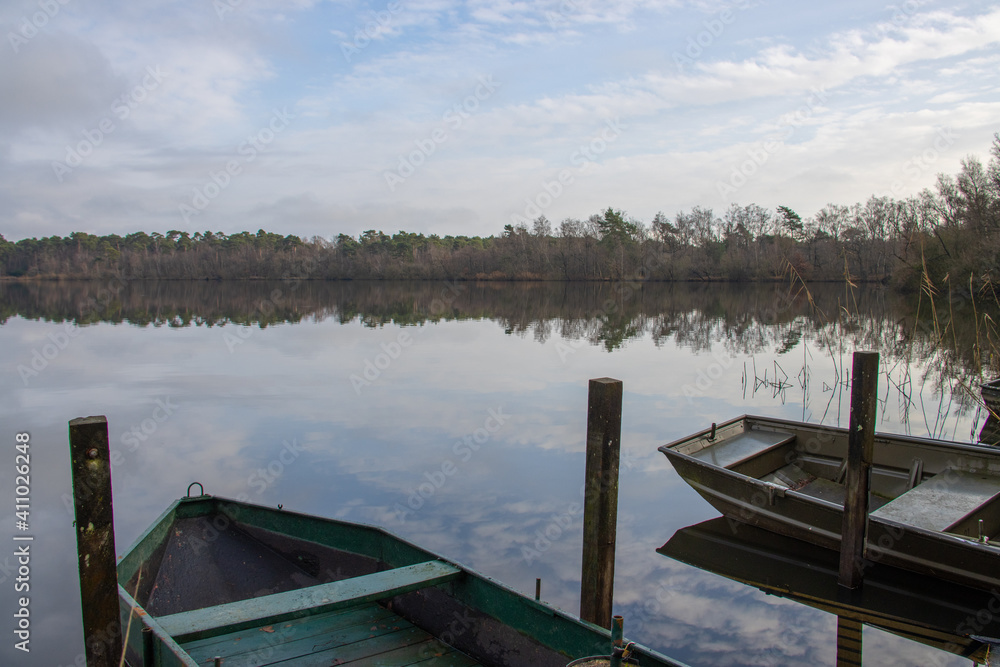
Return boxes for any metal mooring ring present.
[186,482,205,498]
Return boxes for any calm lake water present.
[0,279,994,666]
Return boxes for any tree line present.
[2,134,998,290]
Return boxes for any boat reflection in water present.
[658,518,1000,665]
[980,379,1000,446]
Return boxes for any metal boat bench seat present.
[870,468,1000,533]
[762,463,890,509]
[686,428,796,470]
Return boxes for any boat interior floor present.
[133,514,380,617]
[761,463,891,510]
[179,601,481,667]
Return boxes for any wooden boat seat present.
[157,559,462,643]
[687,428,796,470]
[870,469,1000,533]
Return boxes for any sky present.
[1,0,999,242]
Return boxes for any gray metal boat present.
[659,415,1000,591]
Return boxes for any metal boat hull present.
[660,416,1000,591]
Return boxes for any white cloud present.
[2,1,999,239]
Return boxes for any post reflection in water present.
[1,279,998,666]
[837,617,863,667]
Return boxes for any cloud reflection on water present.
[0,280,983,666]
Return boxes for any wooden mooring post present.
[580,378,623,628]
[838,352,879,589]
[69,416,122,667]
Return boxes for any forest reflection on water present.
[0,277,992,355]
[3,277,996,430]
[3,278,1000,666]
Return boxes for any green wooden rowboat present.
[116,491,688,667]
